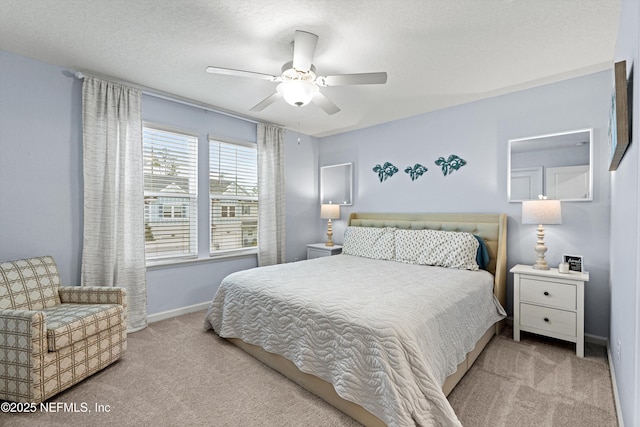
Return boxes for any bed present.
[205,212,507,426]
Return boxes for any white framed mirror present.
[321,163,353,206]
[508,129,593,202]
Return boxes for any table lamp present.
[320,204,340,247]
[522,196,562,270]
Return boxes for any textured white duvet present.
[204,254,506,426]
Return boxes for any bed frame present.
[227,212,507,426]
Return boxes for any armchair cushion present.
[44,303,125,352]
[0,256,61,311]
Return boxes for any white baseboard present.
[147,301,210,324]
[607,343,624,427]
[585,333,608,347]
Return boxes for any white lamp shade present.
[320,204,340,220]
[277,80,319,107]
[522,199,562,225]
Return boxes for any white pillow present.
[395,229,479,270]
[342,227,395,260]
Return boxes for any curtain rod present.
[73,71,284,129]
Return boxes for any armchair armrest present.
[0,309,48,403]
[58,286,127,305]
[0,308,47,359]
[58,286,127,324]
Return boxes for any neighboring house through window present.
[143,125,198,261]
[209,137,258,253]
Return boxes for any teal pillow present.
[474,235,490,270]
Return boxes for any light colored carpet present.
[1,311,617,426]
[448,327,618,426]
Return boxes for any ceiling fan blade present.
[312,92,340,115]
[249,92,282,112]
[206,66,278,81]
[317,72,388,86]
[292,30,318,72]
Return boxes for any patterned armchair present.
[0,256,127,403]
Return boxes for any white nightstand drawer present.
[306,243,342,259]
[520,278,576,310]
[308,248,329,259]
[520,303,576,337]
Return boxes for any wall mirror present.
[508,129,593,202]
[321,163,353,205]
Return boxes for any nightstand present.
[511,264,589,357]
[306,243,342,259]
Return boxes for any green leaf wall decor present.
[372,162,399,182]
[435,155,467,176]
[404,164,428,181]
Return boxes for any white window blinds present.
[143,126,198,261]
[209,138,258,254]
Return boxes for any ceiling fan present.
[206,30,387,115]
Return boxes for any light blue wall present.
[609,0,640,425]
[284,131,321,261]
[0,50,83,284]
[318,71,613,339]
[0,50,318,315]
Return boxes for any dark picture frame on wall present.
[608,60,630,171]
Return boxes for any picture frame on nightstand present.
[562,254,584,273]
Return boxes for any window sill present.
[146,250,257,271]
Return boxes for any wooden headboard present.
[348,212,508,308]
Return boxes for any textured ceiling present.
[0,0,621,137]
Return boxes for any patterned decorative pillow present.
[342,227,395,260]
[395,229,480,270]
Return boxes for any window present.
[143,126,198,261]
[161,202,187,219]
[210,137,258,254]
[220,206,236,218]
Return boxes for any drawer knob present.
[543,291,549,296]
[543,317,549,322]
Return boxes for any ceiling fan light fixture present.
[207,31,387,114]
[277,80,319,107]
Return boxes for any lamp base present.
[532,224,550,270]
[532,261,550,270]
[325,219,334,246]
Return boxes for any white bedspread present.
[204,254,506,426]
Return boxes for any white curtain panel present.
[257,123,286,266]
[81,77,147,332]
